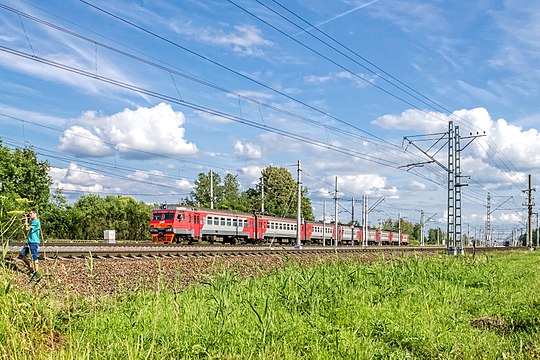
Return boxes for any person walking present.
[18,208,41,280]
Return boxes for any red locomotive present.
[150,205,409,246]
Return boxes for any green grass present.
[2,251,540,359]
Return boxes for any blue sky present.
[1,0,539,241]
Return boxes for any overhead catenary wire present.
[236,0,526,190]
[18,0,518,187]
[0,44,406,169]
[77,0,406,150]
[0,2,455,183]
[0,3,419,166]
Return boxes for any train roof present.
[152,205,385,231]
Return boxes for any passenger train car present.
[150,205,410,246]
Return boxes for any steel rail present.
[3,243,524,260]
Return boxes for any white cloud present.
[372,106,540,200]
[195,110,233,124]
[373,108,449,132]
[233,90,274,101]
[313,174,397,199]
[206,25,272,56]
[234,140,261,159]
[0,103,66,126]
[304,71,375,88]
[59,126,113,157]
[49,164,106,193]
[239,165,264,185]
[367,0,446,33]
[456,80,498,102]
[175,179,194,191]
[59,103,197,158]
[49,164,193,200]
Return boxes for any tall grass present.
[1,251,540,359]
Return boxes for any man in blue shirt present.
[18,208,41,280]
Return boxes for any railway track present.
[3,242,523,260]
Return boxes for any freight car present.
[149,205,409,246]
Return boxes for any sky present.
[1,0,540,242]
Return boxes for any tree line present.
[0,141,152,241]
[0,142,315,241]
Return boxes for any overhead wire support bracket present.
[402,133,449,171]
[459,132,486,151]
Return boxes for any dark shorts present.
[19,243,39,261]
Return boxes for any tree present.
[0,141,52,211]
[239,188,259,212]
[191,171,223,207]
[221,173,241,210]
[54,194,152,241]
[260,166,314,220]
[428,227,442,244]
[41,189,72,240]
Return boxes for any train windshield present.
[164,212,175,220]
[152,213,163,220]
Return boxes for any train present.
[150,205,409,246]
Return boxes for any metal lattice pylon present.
[447,121,455,254]
[454,125,463,254]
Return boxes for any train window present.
[152,213,162,220]
[188,215,191,223]
[207,217,212,225]
[164,213,174,220]
[220,218,225,226]
[233,219,237,226]
[227,219,232,227]
[176,213,185,221]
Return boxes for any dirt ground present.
[5,251,428,297]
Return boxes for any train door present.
[303,223,311,243]
[249,219,255,240]
[192,212,202,240]
[258,219,266,242]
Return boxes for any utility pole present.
[351,197,355,246]
[467,223,470,246]
[296,160,302,249]
[365,195,369,246]
[536,213,540,246]
[322,201,326,247]
[362,195,369,246]
[421,212,437,246]
[485,192,491,246]
[210,170,214,209]
[484,193,512,247]
[523,174,535,250]
[334,176,338,247]
[261,176,264,213]
[420,210,425,246]
[398,212,401,246]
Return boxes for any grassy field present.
[1,251,540,359]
